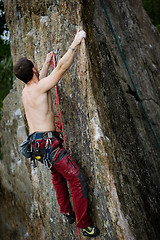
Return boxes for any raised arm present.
[39,52,53,80]
[37,30,86,93]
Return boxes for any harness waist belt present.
[29,131,59,140]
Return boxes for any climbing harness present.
[99,0,160,148]
[20,131,62,169]
[51,53,81,240]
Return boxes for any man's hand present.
[45,51,54,66]
[39,52,54,80]
[70,29,86,49]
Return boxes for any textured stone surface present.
[0,0,160,239]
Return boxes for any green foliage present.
[0,44,14,115]
[0,1,14,118]
[0,0,14,161]
[0,0,8,36]
[142,0,160,31]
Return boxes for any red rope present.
[55,85,67,149]
[51,53,67,149]
[77,226,81,239]
[51,52,81,240]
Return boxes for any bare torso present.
[22,83,56,133]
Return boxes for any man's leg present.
[50,167,72,214]
[52,148,92,229]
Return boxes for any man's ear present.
[32,67,37,73]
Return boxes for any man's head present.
[13,57,34,84]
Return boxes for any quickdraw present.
[43,139,53,169]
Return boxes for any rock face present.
[1,0,160,239]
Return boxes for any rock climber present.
[13,29,100,238]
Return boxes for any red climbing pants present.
[50,147,92,229]
[31,131,92,229]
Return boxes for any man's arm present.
[37,30,86,93]
[39,52,53,80]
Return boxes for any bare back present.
[22,83,56,133]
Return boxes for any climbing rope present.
[99,0,160,148]
[51,53,67,149]
[51,53,81,240]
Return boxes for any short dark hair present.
[13,57,34,83]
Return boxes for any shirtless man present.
[13,30,99,238]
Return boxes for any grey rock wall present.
[0,0,160,239]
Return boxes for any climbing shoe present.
[64,212,75,224]
[82,226,100,237]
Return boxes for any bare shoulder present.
[21,86,31,100]
[22,84,39,103]
[21,87,26,101]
